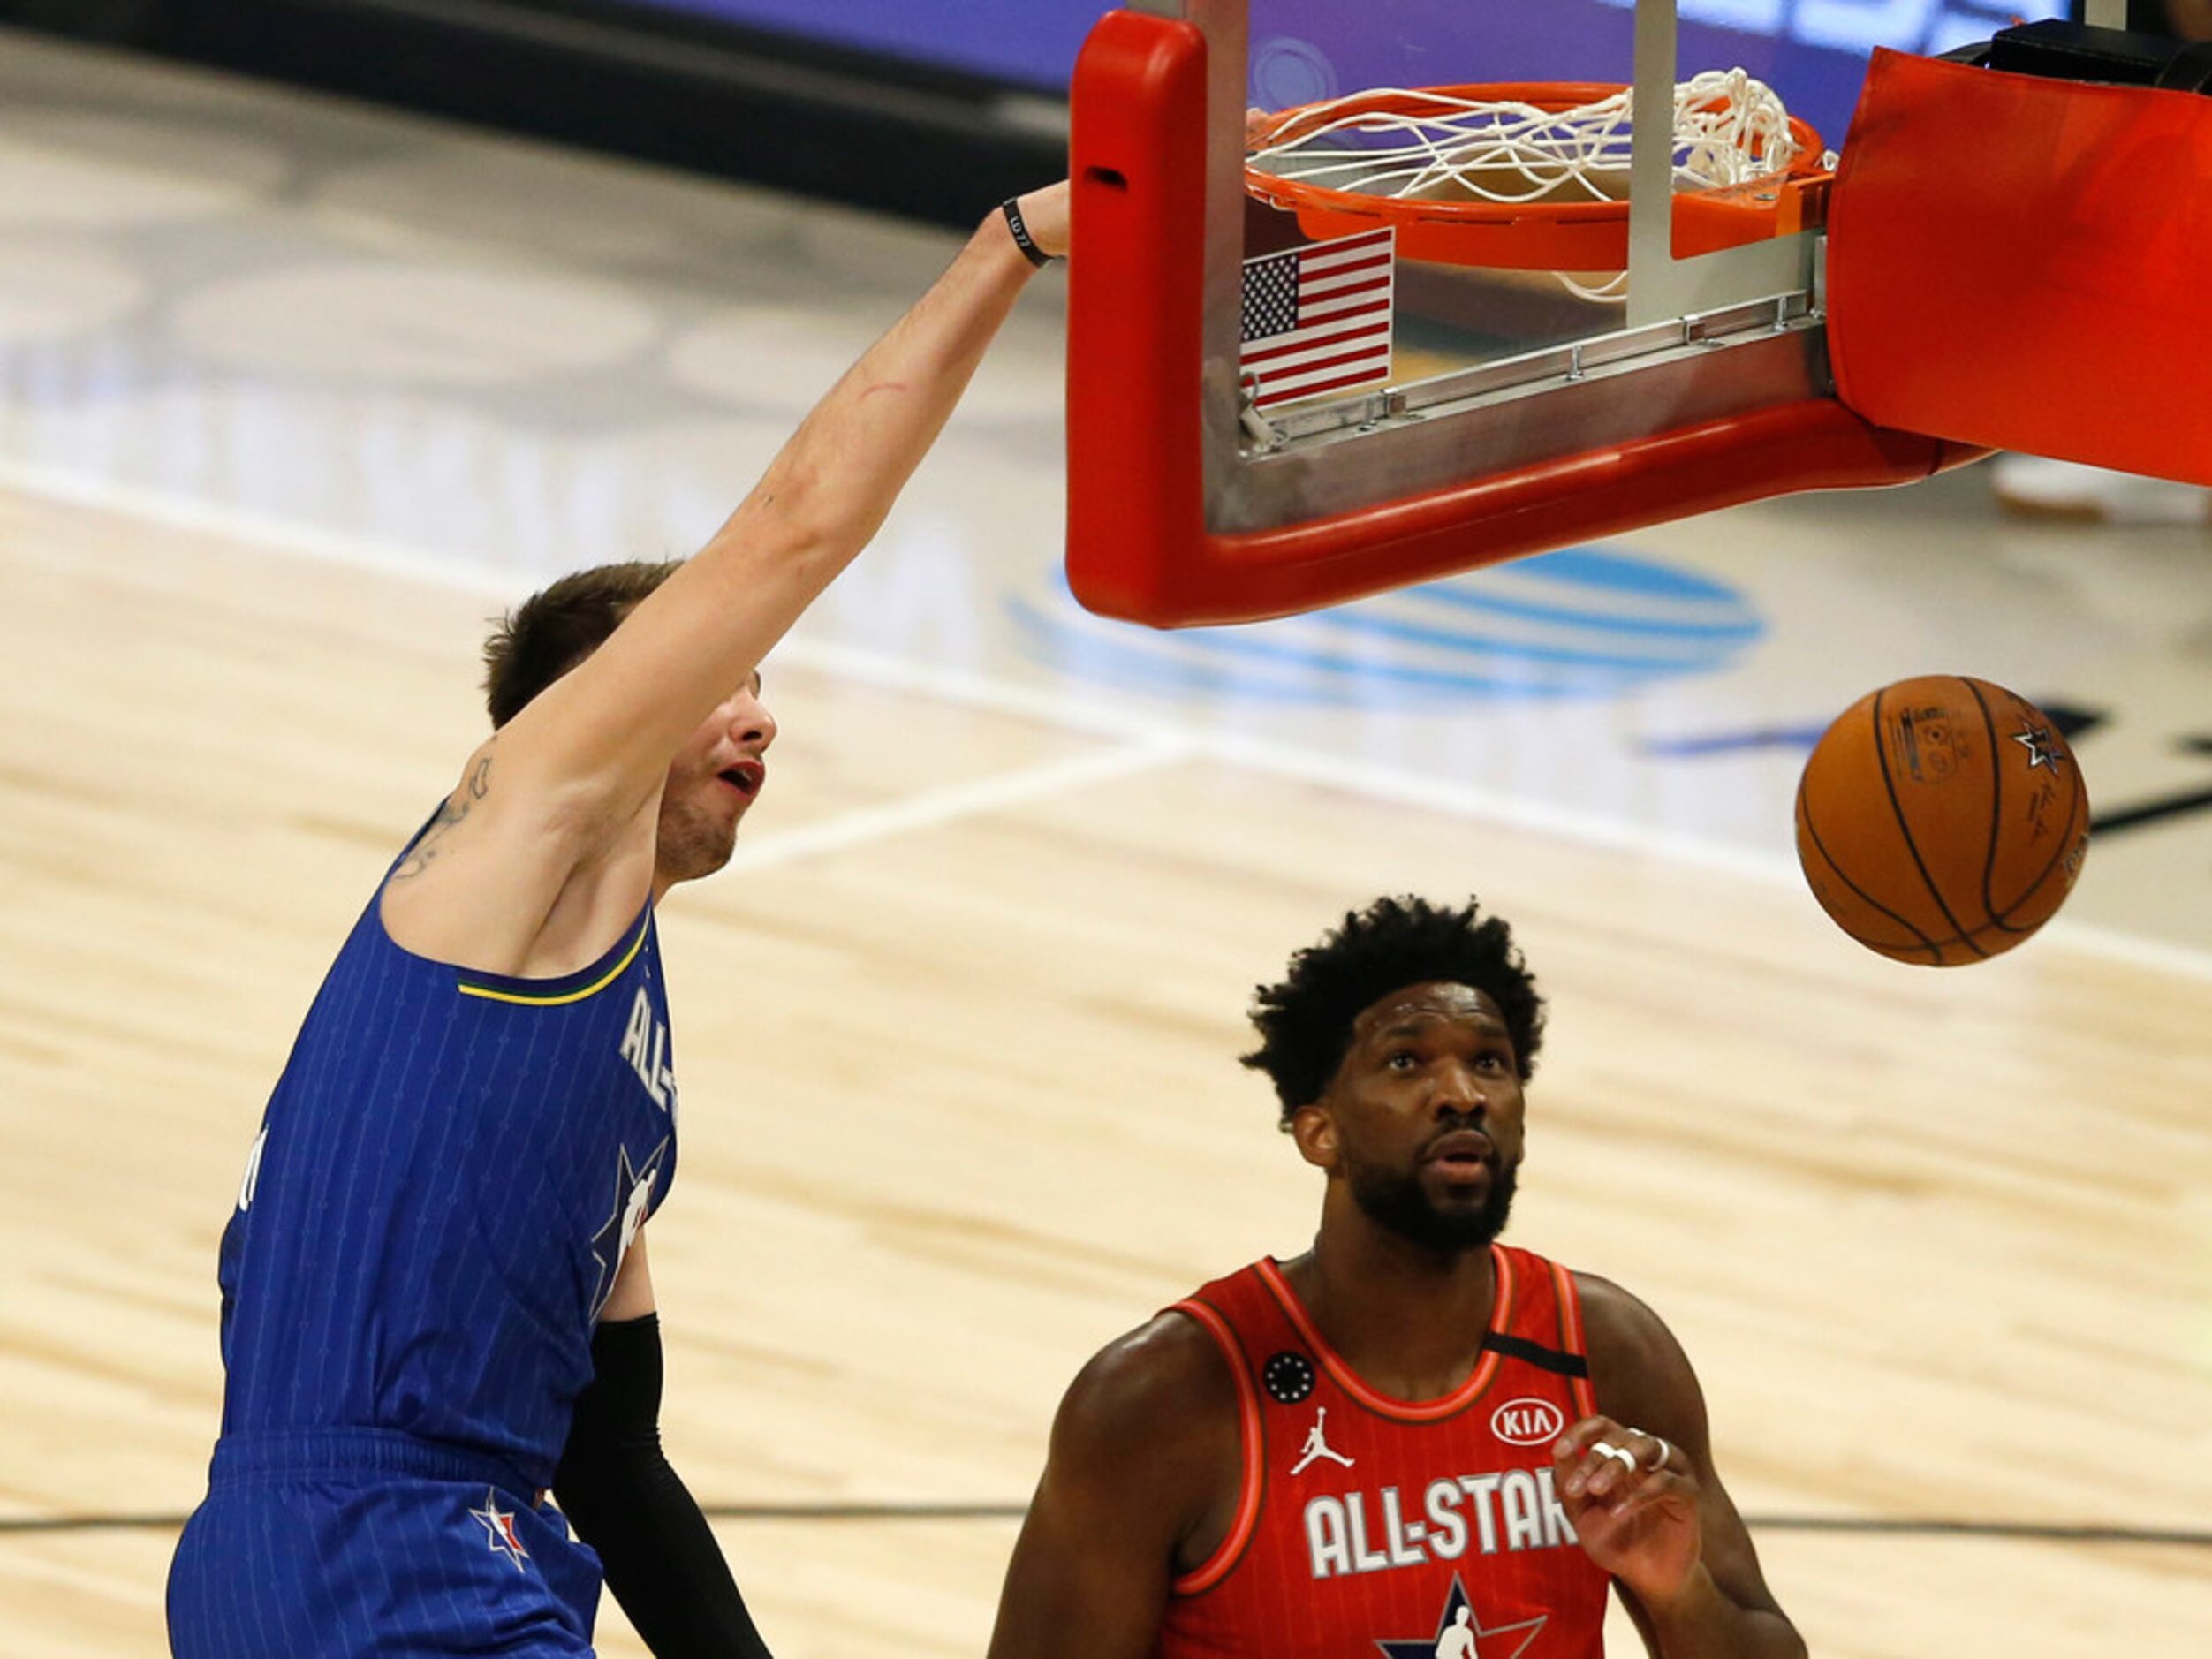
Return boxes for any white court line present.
[759,636,1787,869]
[9,453,2211,983]
[0,456,518,601]
[723,732,1195,872]
[768,648,2212,984]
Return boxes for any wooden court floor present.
[2,484,2208,1655]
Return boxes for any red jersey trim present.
[1253,1248,1517,1423]
[1552,1260,1600,1420]
[1167,1297,1267,1596]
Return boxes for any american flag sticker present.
[1239,226,1395,411]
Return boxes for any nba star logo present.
[587,1137,670,1320]
[1376,1572,1544,1659]
[2013,724,2065,770]
[469,1489,531,1573]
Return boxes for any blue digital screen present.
[625,1,1110,91]
[621,1,2062,143]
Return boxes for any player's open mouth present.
[718,761,765,798]
[1423,1130,1493,1173]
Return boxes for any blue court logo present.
[1011,546,1764,708]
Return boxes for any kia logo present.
[1489,1398,1564,1447]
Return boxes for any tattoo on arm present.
[391,752,495,882]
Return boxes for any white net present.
[1249,68,1801,205]
[1256,69,1805,303]
[1249,68,1806,298]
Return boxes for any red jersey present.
[1158,1246,1611,1658]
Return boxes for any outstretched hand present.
[1553,1415,1702,1606]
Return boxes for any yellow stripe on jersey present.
[456,918,650,1006]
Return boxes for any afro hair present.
[1241,895,1544,1127]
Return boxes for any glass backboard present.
[1065,0,1993,625]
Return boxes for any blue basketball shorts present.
[167,1429,603,1658]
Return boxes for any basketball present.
[1795,676,2089,966]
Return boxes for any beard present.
[655,791,739,885]
[1345,1151,1519,1254]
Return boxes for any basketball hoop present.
[1246,71,1830,282]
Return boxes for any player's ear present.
[1289,1102,1337,1170]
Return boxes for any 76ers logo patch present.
[1264,1351,1316,1405]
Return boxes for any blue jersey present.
[170,833,681,1655]
[216,865,680,1480]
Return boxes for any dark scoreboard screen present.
[15,0,2072,230]
[629,0,1102,93]
[615,0,2064,142]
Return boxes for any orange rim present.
[1246,82,1827,272]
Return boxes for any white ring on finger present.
[1625,1427,1672,1473]
[1593,1440,1638,1473]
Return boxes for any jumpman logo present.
[1289,1405,1354,1474]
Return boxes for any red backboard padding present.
[1829,49,2212,487]
[1065,11,1210,621]
[1066,11,1979,630]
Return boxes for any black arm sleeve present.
[553,1314,775,1659]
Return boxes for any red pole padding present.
[1828,48,2212,487]
[1066,10,1212,626]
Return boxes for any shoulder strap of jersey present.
[1164,1264,1275,1595]
[1483,1246,1599,1421]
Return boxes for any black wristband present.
[1001,196,1056,268]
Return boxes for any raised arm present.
[1555,1274,1806,1659]
[521,186,1068,822]
[987,1314,1241,1659]
[386,187,1068,967]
